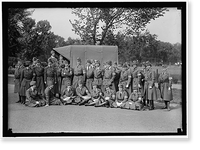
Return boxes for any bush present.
[8,69,15,74]
[157,73,181,84]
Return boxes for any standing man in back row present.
[73,57,86,90]
[102,61,116,93]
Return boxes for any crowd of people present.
[13,50,173,111]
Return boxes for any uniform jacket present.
[116,91,128,103]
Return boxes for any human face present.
[78,83,83,88]
[32,85,36,89]
[93,85,97,90]
[77,61,81,66]
[133,90,137,94]
[119,87,123,92]
[59,55,63,60]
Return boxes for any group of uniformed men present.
[13,50,173,111]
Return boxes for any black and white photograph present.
[2,2,186,137]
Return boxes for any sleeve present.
[122,91,128,103]
[26,89,32,101]
[76,88,82,97]
[20,69,24,85]
[54,68,57,83]
[110,68,116,83]
[127,70,132,86]
[44,67,47,84]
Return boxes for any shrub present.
[8,69,15,74]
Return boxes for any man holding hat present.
[112,84,128,108]
[25,81,46,107]
[158,65,173,111]
[19,61,34,104]
[73,57,86,89]
[102,60,116,93]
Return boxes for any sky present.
[30,7,181,44]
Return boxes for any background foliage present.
[8,8,181,66]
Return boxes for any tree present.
[70,8,167,45]
[8,8,33,57]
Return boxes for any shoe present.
[16,100,21,103]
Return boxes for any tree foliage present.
[70,8,167,45]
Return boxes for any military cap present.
[162,64,167,68]
[30,81,36,86]
[36,59,41,64]
[107,60,112,66]
[41,62,47,67]
[77,57,81,62]
[48,58,53,64]
[51,50,55,54]
[24,61,31,67]
[146,62,152,67]
[118,84,123,88]
[78,79,84,85]
[123,63,128,68]
[132,86,138,91]
[60,64,65,68]
[86,59,92,64]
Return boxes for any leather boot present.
[167,101,170,111]
[16,94,21,103]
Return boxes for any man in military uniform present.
[112,84,128,108]
[19,61,34,104]
[61,85,75,105]
[103,85,116,108]
[102,61,116,93]
[25,81,46,107]
[85,83,103,106]
[44,59,57,94]
[113,61,121,92]
[73,57,86,89]
[119,63,132,96]
[14,60,24,103]
[143,62,157,110]
[93,60,103,92]
[33,60,45,96]
[74,80,91,105]
[158,65,173,111]
[44,85,62,106]
[85,59,94,93]
[48,50,58,68]
[61,61,73,95]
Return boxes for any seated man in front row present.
[122,87,144,110]
[44,84,62,106]
[112,84,128,108]
[25,81,46,107]
[103,85,116,108]
[60,85,76,105]
[74,80,91,105]
[85,83,104,106]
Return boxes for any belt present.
[74,74,83,76]
[24,78,31,81]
